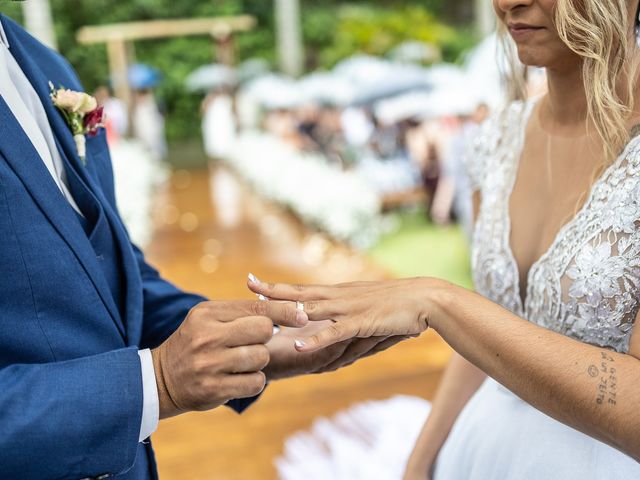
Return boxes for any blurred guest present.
[296,103,322,151]
[315,106,350,165]
[369,115,402,159]
[263,108,303,148]
[94,85,128,145]
[202,87,237,160]
[132,88,167,161]
[406,119,449,211]
[431,104,489,234]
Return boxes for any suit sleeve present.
[132,245,259,413]
[0,348,143,480]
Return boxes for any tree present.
[21,0,57,50]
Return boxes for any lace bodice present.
[468,101,640,353]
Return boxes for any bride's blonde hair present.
[498,0,640,162]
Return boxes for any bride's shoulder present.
[480,100,533,138]
[473,100,533,155]
[464,100,533,192]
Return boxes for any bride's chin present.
[515,48,549,69]
[515,44,580,73]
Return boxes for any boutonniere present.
[49,82,105,164]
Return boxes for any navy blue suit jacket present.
[0,15,253,480]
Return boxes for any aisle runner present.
[276,395,431,480]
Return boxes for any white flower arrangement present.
[109,140,168,247]
[224,131,382,248]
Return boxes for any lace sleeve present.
[463,102,529,193]
[463,114,499,193]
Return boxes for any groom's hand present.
[151,300,307,419]
[264,321,409,380]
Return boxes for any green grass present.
[369,209,473,289]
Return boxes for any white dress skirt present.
[434,378,640,479]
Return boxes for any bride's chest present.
[509,138,603,289]
[471,127,640,353]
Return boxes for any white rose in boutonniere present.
[49,82,105,164]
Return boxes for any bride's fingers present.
[294,321,360,352]
[302,299,349,321]
[247,276,335,302]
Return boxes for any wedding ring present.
[296,301,305,312]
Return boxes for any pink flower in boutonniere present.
[49,82,105,164]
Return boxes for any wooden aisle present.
[145,167,452,480]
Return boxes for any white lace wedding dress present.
[434,101,640,479]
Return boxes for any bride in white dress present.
[248,1,640,478]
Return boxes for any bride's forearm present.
[426,280,640,462]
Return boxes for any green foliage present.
[0,0,476,144]
[316,4,468,67]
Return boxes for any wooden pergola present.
[76,16,256,107]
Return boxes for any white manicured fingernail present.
[294,339,306,349]
[272,325,281,335]
[248,273,258,283]
[296,311,308,325]
[258,294,268,301]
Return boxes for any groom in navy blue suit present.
[0,12,398,480]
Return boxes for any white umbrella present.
[374,83,482,124]
[298,72,356,106]
[237,58,271,84]
[388,41,441,64]
[348,63,432,106]
[374,91,434,124]
[333,56,433,105]
[423,63,467,89]
[242,74,302,110]
[333,55,395,86]
[185,64,237,92]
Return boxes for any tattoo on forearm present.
[588,351,617,407]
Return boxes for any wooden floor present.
[145,166,452,480]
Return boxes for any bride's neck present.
[542,67,588,133]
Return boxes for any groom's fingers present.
[322,337,384,371]
[362,336,407,358]
[294,321,360,352]
[204,300,307,328]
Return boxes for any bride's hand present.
[247,276,446,352]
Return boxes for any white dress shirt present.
[0,19,158,442]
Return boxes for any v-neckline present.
[504,100,637,315]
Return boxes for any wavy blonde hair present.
[498,0,640,163]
